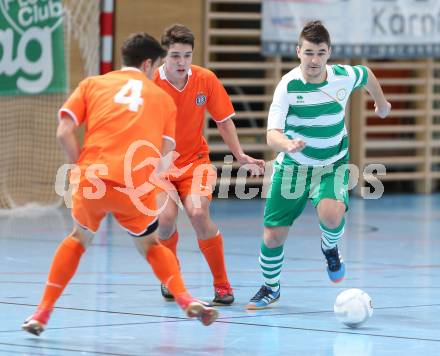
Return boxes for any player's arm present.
[267,129,305,154]
[364,67,391,119]
[157,137,176,173]
[216,118,265,174]
[56,79,88,163]
[266,79,306,154]
[56,116,80,163]
[207,70,264,173]
[215,118,248,162]
[157,100,177,174]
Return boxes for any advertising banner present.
[262,0,440,58]
[0,0,66,95]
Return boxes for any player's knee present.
[187,207,208,224]
[264,238,282,249]
[263,228,285,248]
[159,213,176,229]
[320,214,343,229]
[133,233,160,256]
[71,226,94,249]
[143,234,161,248]
[158,213,177,239]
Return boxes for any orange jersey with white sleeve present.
[153,64,235,167]
[59,68,177,187]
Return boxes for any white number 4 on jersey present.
[114,79,143,112]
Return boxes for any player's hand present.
[285,139,306,153]
[375,101,391,119]
[236,153,265,176]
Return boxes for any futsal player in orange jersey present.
[153,24,265,305]
[22,33,218,336]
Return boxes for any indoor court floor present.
[0,194,439,355]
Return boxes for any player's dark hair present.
[161,24,195,49]
[121,32,166,67]
[298,21,331,48]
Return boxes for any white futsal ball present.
[334,289,373,328]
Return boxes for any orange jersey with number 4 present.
[153,65,235,167]
[59,68,176,187]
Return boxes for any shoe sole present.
[330,277,344,283]
[211,297,234,306]
[245,297,280,310]
[212,301,233,306]
[328,264,346,283]
[186,302,219,326]
[22,320,44,336]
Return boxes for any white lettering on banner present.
[0,0,63,93]
[3,0,15,11]
[262,0,440,58]
[373,6,440,37]
[0,27,53,93]
[16,0,63,28]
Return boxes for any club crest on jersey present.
[195,93,207,106]
[336,89,347,101]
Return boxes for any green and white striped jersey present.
[268,64,368,166]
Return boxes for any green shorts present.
[264,158,350,227]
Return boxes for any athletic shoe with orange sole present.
[175,293,219,326]
[22,308,52,336]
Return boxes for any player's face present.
[297,40,331,83]
[164,43,193,81]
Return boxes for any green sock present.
[259,243,284,292]
[320,217,345,250]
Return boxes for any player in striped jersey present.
[247,21,391,309]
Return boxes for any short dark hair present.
[298,21,331,48]
[161,24,195,49]
[121,32,166,67]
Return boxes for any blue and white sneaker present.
[246,285,280,310]
[322,245,345,283]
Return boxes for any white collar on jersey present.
[121,66,142,72]
[159,64,192,80]
[297,64,334,84]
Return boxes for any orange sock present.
[146,244,187,297]
[38,236,85,310]
[198,232,229,286]
[160,230,179,266]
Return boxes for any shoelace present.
[324,248,341,271]
[250,286,271,302]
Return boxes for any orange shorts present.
[161,155,217,200]
[71,179,158,235]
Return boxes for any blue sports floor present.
[0,194,439,355]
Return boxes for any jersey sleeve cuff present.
[215,112,236,123]
[58,108,80,126]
